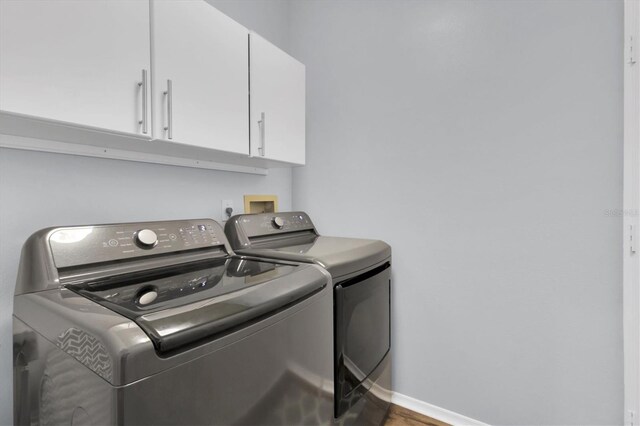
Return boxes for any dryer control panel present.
[224,212,317,249]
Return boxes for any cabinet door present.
[151,1,249,154]
[0,0,151,135]
[249,33,305,165]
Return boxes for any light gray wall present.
[0,2,291,423]
[208,0,291,52]
[289,0,623,425]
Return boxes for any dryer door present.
[334,262,391,418]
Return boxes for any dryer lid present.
[238,236,390,279]
[225,212,391,278]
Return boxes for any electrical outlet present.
[221,200,234,221]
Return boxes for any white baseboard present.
[391,392,489,426]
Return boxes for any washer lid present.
[68,257,327,353]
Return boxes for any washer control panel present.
[50,219,226,269]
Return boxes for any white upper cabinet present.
[249,33,305,165]
[0,0,151,135]
[0,1,305,172]
[151,0,249,155]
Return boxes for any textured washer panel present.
[56,328,113,382]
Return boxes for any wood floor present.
[384,404,450,426]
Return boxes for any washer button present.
[108,239,118,247]
[138,290,158,305]
[135,229,158,248]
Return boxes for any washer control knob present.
[272,217,284,229]
[138,290,158,305]
[135,229,157,248]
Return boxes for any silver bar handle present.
[138,69,148,134]
[258,112,265,156]
[163,79,173,140]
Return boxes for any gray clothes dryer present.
[225,212,392,426]
[13,219,334,426]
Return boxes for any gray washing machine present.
[13,218,334,425]
[225,212,392,426]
